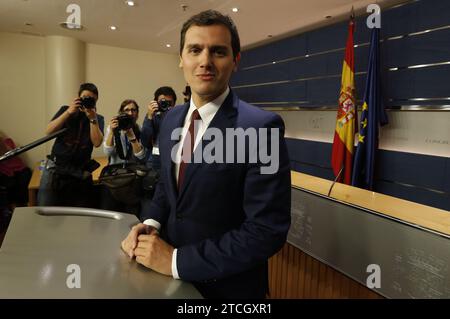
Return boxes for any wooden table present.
[27,157,108,206]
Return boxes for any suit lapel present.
[177,92,238,201]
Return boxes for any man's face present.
[79,90,97,101]
[179,24,239,106]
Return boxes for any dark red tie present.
[178,109,201,191]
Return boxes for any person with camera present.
[100,99,146,216]
[37,82,104,207]
[140,86,177,172]
[103,99,145,165]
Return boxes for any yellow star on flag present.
[362,118,368,128]
[358,134,365,143]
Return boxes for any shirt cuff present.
[143,219,161,231]
[172,248,180,280]
[103,143,114,154]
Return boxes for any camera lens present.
[158,99,171,112]
[117,113,133,130]
[80,96,96,109]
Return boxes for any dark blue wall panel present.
[231,0,450,107]
[286,138,450,211]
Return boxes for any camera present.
[116,113,134,130]
[80,96,96,109]
[158,99,172,113]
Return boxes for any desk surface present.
[292,171,450,236]
[28,157,109,190]
[0,207,202,298]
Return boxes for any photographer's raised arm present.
[45,99,80,135]
[87,112,103,148]
[105,118,118,148]
[146,101,159,120]
[126,129,143,155]
[89,123,103,147]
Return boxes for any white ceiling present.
[0,0,405,54]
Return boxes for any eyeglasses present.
[123,108,138,113]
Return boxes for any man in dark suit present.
[121,9,291,299]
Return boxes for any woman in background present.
[101,99,146,216]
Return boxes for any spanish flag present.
[331,14,356,184]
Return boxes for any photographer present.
[101,99,146,216]
[141,86,177,172]
[37,82,104,207]
[103,99,145,165]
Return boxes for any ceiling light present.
[166,44,171,48]
[232,8,239,13]
[59,22,83,30]
[110,25,117,31]
[126,1,135,6]
[325,15,332,19]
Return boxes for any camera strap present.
[113,130,132,161]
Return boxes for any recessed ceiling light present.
[325,15,332,19]
[59,22,83,30]
[110,25,117,30]
[166,44,171,48]
[232,7,239,13]
[267,34,273,38]
[24,22,33,26]
[126,1,135,6]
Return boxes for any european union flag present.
[351,27,388,190]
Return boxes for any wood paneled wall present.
[268,242,383,299]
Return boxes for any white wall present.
[0,31,186,166]
[0,32,46,166]
[85,43,186,158]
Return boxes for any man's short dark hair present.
[154,86,177,104]
[180,10,241,60]
[78,83,99,98]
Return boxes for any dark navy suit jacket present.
[141,91,291,298]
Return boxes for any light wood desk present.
[291,171,450,236]
[27,157,108,206]
[269,172,450,299]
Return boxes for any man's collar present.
[187,87,230,125]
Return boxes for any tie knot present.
[191,109,201,122]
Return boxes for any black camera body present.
[158,99,171,113]
[116,113,134,130]
[80,96,96,109]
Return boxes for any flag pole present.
[328,165,344,197]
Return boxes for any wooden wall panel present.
[268,242,383,299]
